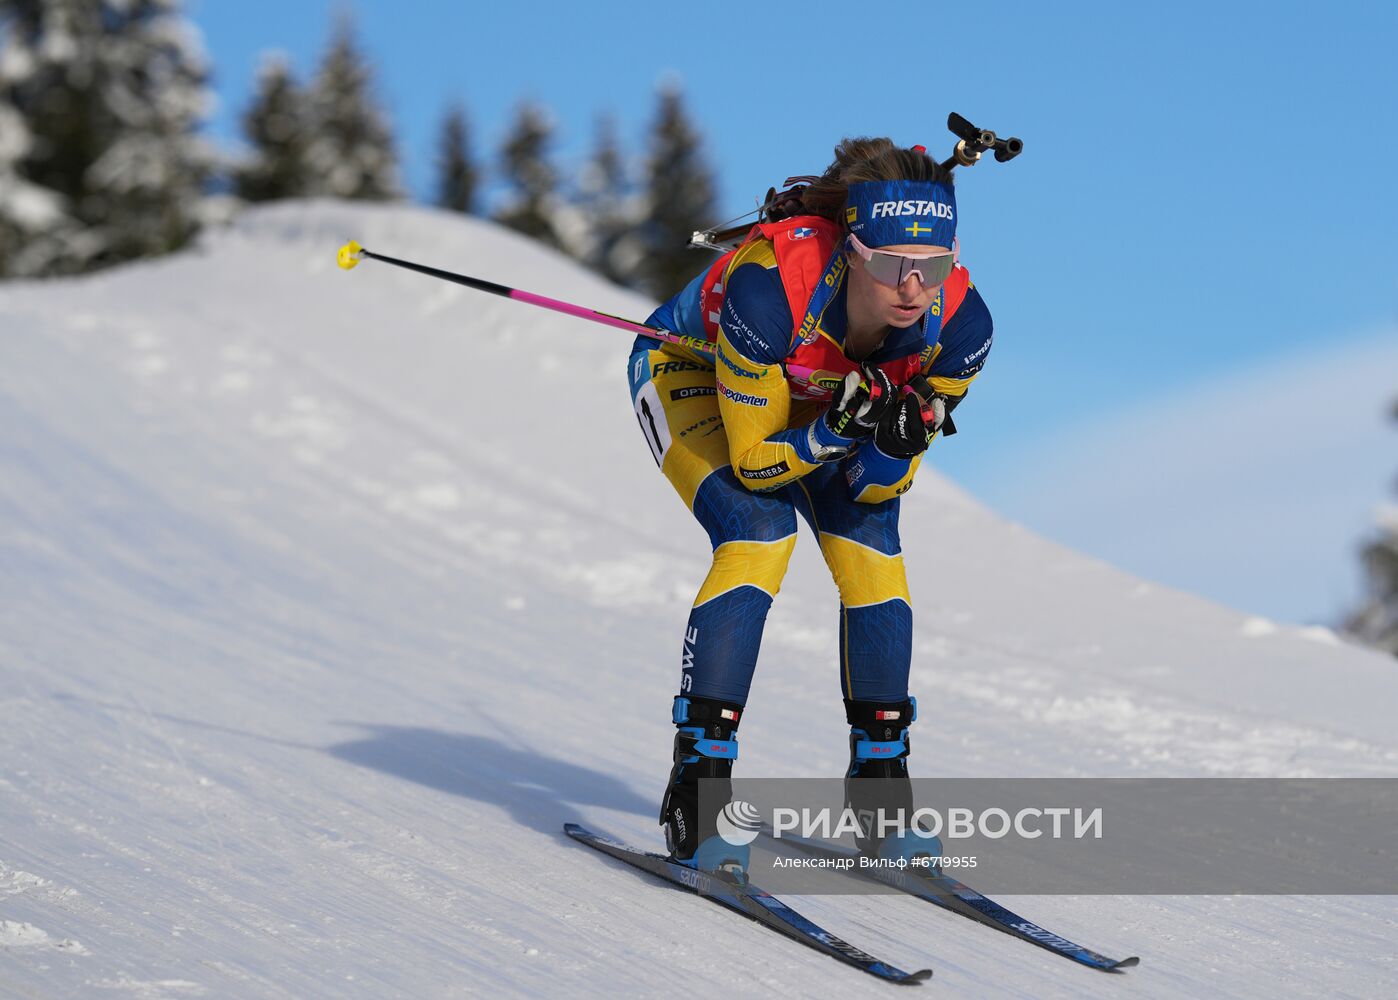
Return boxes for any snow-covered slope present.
[1,201,1394,999]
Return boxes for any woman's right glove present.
[824,366,895,439]
[804,366,896,462]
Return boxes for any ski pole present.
[335,240,721,355]
[335,240,834,393]
[335,241,905,402]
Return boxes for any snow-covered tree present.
[493,101,562,249]
[303,14,399,201]
[640,82,716,300]
[0,3,70,276]
[1344,396,1398,655]
[0,0,106,254]
[576,113,645,288]
[0,90,68,275]
[435,101,477,215]
[87,0,212,266]
[0,0,212,276]
[235,53,310,203]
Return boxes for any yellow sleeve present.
[715,327,830,491]
[919,342,983,400]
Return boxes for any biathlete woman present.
[626,138,993,872]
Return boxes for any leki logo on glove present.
[716,800,763,846]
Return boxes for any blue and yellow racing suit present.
[627,217,993,705]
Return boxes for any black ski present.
[564,823,932,985]
[768,830,1138,972]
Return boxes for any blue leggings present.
[629,344,912,707]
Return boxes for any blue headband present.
[844,179,956,249]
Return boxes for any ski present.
[564,823,932,985]
[767,830,1138,972]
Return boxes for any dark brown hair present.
[798,137,953,227]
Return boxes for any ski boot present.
[844,697,943,867]
[660,695,750,878]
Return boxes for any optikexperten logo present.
[717,381,768,407]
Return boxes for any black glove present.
[873,386,947,459]
[824,366,895,440]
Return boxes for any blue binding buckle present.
[854,737,907,760]
[679,726,738,759]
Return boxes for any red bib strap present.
[939,266,970,328]
[698,215,842,346]
[697,254,732,340]
[755,216,844,340]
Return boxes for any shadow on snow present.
[326,722,655,835]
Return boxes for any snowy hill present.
[1,201,1395,999]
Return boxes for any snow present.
[1,200,1396,998]
[0,174,63,230]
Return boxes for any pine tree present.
[640,83,716,300]
[1344,396,1398,655]
[577,113,644,288]
[0,0,212,276]
[235,53,310,202]
[0,89,68,276]
[0,2,65,275]
[88,0,212,265]
[493,101,562,248]
[0,0,108,247]
[303,14,399,201]
[435,101,477,214]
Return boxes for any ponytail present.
[796,137,953,228]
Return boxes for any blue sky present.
[187,0,1398,625]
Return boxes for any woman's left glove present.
[873,386,946,459]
